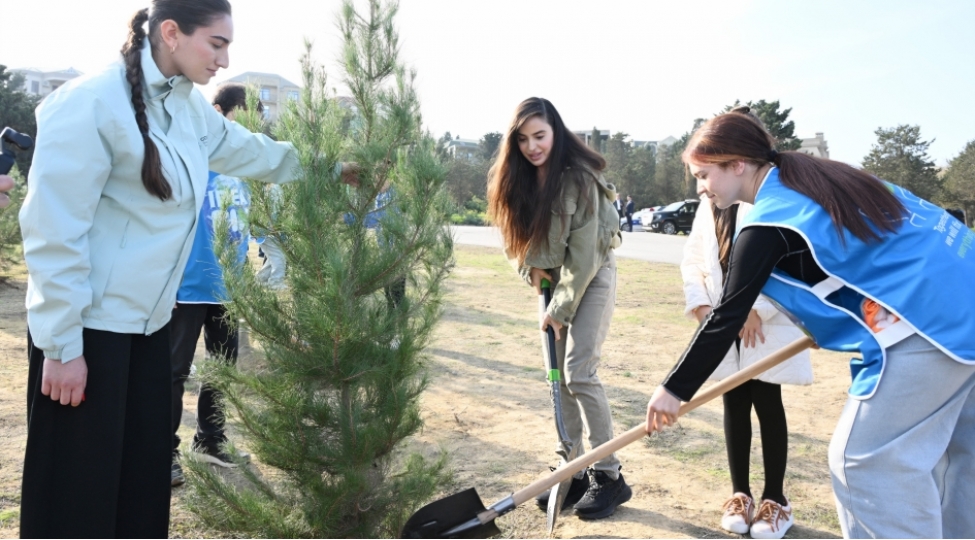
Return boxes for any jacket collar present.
[140,37,193,103]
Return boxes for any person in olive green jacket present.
[487,97,630,520]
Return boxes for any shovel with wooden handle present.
[539,278,581,534]
[400,336,814,539]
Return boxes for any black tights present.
[722,378,788,505]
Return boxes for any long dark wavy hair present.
[487,97,606,262]
[121,0,233,201]
[684,112,906,243]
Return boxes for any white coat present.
[20,38,300,361]
[680,197,813,385]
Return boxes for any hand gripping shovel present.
[539,278,581,534]
[400,336,813,539]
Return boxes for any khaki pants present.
[543,251,621,479]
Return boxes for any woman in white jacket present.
[681,197,812,538]
[16,1,353,537]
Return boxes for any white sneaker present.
[720,492,754,534]
[750,499,794,539]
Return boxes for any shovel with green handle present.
[400,335,814,539]
[538,278,581,534]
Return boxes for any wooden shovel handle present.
[509,336,814,506]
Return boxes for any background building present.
[572,129,610,152]
[629,140,659,151]
[443,138,479,160]
[11,67,82,98]
[224,72,301,122]
[799,132,830,158]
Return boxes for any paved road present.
[451,226,688,265]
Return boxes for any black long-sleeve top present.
[663,226,829,401]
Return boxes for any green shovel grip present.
[541,278,551,290]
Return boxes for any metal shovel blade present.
[541,280,580,536]
[401,488,502,539]
[545,474,572,534]
[545,441,580,534]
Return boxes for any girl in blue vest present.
[645,111,975,539]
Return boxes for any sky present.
[2,0,973,166]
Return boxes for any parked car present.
[645,200,700,234]
[620,207,657,232]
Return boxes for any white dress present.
[680,197,813,385]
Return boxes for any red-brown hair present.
[684,112,906,243]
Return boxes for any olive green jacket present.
[505,168,622,325]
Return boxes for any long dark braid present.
[121,8,171,201]
[120,0,233,201]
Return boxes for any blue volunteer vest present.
[177,172,251,304]
[740,168,975,398]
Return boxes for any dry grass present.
[0,244,847,538]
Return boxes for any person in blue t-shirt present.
[345,178,405,307]
[170,83,255,486]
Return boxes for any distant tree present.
[444,158,490,210]
[0,66,40,175]
[603,131,630,192]
[477,131,502,161]
[589,126,601,152]
[602,132,656,208]
[435,131,453,161]
[941,139,975,226]
[654,137,687,204]
[862,125,943,202]
[626,144,657,206]
[724,99,802,151]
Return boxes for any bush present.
[449,196,488,225]
[449,209,487,225]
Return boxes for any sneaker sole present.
[192,452,240,468]
[575,484,633,520]
[750,519,793,540]
[721,520,750,535]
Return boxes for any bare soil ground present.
[0,245,847,538]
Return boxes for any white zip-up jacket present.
[680,197,813,385]
[20,38,300,361]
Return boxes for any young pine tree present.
[183,1,453,537]
[0,166,26,284]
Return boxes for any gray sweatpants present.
[543,252,621,479]
[829,334,975,538]
[256,237,286,288]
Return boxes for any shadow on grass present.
[440,303,536,330]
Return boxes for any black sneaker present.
[535,470,590,511]
[171,459,185,487]
[573,468,632,519]
[191,443,251,469]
